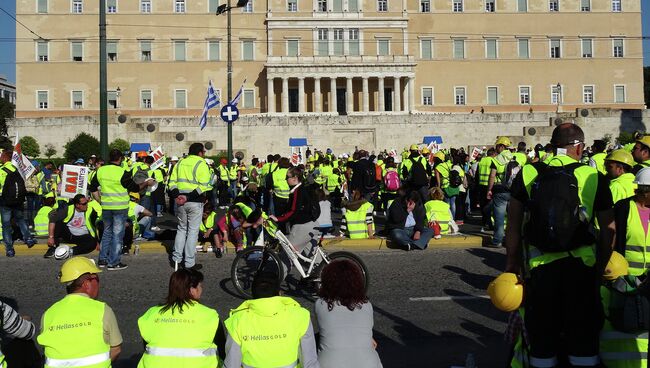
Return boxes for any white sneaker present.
[133,236,146,242]
[150,226,161,232]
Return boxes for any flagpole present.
[226,0,233,165]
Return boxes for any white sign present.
[471,147,482,161]
[60,165,89,199]
[11,151,35,180]
[150,146,166,170]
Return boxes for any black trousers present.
[217,181,230,206]
[54,221,97,255]
[477,185,491,227]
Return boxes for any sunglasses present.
[286,176,294,179]
[78,201,88,206]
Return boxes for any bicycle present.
[231,220,369,299]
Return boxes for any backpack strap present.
[613,198,631,255]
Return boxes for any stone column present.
[393,77,401,112]
[282,77,289,113]
[267,77,274,113]
[314,77,321,113]
[408,76,415,113]
[378,76,385,112]
[298,77,305,113]
[362,77,369,112]
[346,77,353,113]
[330,77,337,112]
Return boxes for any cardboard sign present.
[471,147,482,161]
[150,146,166,170]
[11,151,35,180]
[60,165,89,199]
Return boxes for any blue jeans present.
[141,196,156,227]
[1,206,33,253]
[25,195,41,226]
[389,227,434,250]
[492,192,510,246]
[99,209,128,266]
[138,216,155,239]
[173,201,203,268]
[444,195,457,219]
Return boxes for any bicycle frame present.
[264,221,328,279]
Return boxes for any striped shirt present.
[1,300,36,340]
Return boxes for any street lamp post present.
[555,83,562,114]
[217,0,248,165]
[99,0,108,159]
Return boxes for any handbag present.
[608,277,650,333]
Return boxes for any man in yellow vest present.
[35,192,57,243]
[589,139,608,175]
[44,194,101,258]
[486,137,513,248]
[223,272,319,368]
[0,149,36,257]
[513,142,528,167]
[605,149,637,204]
[217,158,231,208]
[505,123,615,367]
[476,148,496,231]
[631,135,650,174]
[90,149,153,270]
[341,191,374,239]
[269,157,291,216]
[38,257,123,367]
[168,143,212,270]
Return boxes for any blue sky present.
[0,2,649,84]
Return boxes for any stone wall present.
[9,109,648,158]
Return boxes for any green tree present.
[64,132,100,162]
[0,97,13,138]
[19,136,40,157]
[109,138,130,153]
[44,143,57,158]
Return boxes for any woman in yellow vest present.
[424,187,452,236]
[198,203,223,256]
[341,190,374,239]
[138,268,222,368]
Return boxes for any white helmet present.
[170,156,179,161]
[54,244,72,260]
[634,167,650,186]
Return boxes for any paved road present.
[0,245,510,368]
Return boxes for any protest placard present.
[60,165,89,199]
[150,146,166,170]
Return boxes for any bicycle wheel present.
[231,246,283,299]
[318,251,370,292]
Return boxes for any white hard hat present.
[205,158,214,165]
[171,156,179,161]
[54,244,72,260]
[634,167,650,186]
[232,158,238,163]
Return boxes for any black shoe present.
[404,243,411,251]
[44,247,55,258]
[188,264,203,271]
[98,260,108,268]
[215,247,223,258]
[121,247,130,255]
[107,263,128,271]
[26,238,37,248]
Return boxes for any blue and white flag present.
[199,80,220,130]
[229,78,247,107]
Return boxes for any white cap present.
[232,158,238,163]
[171,156,179,161]
[635,167,650,186]
[205,158,214,165]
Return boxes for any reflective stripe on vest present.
[145,347,217,357]
[96,165,129,210]
[64,206,97,238]
[424,200,450,234]
[218,166,229,181]
[171,156,211,195]
[326,174,340,192]
[591,152,607,175]
[527,244,595,270]
[600,352,648,360]
[477,157,493,186]
[200,212,217,233]
[34,206,53,236]
[344,202,372,239]
[435,161,452,188]
[46,352,110,367]
[272,168,290,199]
[242,361,297,368]
[624,200,650,276]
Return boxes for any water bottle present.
[465,353,476,368]
[134,244,140,255]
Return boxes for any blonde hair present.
[429,187,445,201]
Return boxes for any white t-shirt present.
[132,203,145,218]
[67,210,89,236]
[316,200,332,227]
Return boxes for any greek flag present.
[229,78,247,107]
[199,80,220,130]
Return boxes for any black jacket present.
[384,196,426,233]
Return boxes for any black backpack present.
[409,158,429,187]
[504,159,521,189]
[361,162,377,192]
[524,162,594,252]
[302,184,321,222]
[449,169,463,188]
[2,168,27,207]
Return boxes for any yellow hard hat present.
[129,192,140,200]
[421,148,430,154]
[410,144,419,151]
[347,157,354,162]
[44,192,55,199]
[605,149,634,167]
[487,273,523,312]
[495,137,512,147]
[433,152,445,161]
[603,251,629,281]
[637,135,650,150]
[59,257,101,283]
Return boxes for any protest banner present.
[150,146,166,170]
[11,135,36,180]
[471,147,483,161]
[60,165,89,199]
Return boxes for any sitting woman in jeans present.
[384,190,433,251]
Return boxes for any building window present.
[333,0,343,11]
[317,29,329,56]
[287,39,299,56]
[108,90,118,108]
[243,89,255,108]
[453,39,464,59]
[518,38,529,59]
[175,89,187,108]
[209,0,219,13]
[37,91,48,109]
[485,0,495,12]
[38,0,48,13]
[519,87,531,104]
[140,40,152,61]
[317,0,327,11]
[549,0,559,11]
[551,85,562,104]
[420,39,432,59]
[349,0,358,11]
[287,0,297,11]
[174,40,186,61]
[332,29,344,55]
[141,0,151,12]
[486,39,497,59]
[615,85,625,103]
[107,0,117,13]
[422,87,433,106]
[107,41,118,61]
[518,0,527,12]
[209,40,220,61]
[550,38,561,58]
[243,0,253,12]
[72,91,83,109]
[349,29,359,56]
[242,40,254,60]
[580,0,590,11]
[613,39,624,57]
[141,90,152,109]
[612,0,621,12]
[175,0,185,13]
[377,39,389,56]
[71,41,83,61]
[583,85,594,103]
[581,38,592,58]
[453,0,463,12]
[487,87,498,105]
[420,0,430,12]
[455,87,466,105]
[72,0,82,13]
[378,0,387,12]
[37,41,49,62]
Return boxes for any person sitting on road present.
[199,203,224,257]
[214,205,247,253]
[424,187,453,236]
[34,192,57,238]
[137,268,224,367]
[340,189,374,239]
[123,192,155,253]
[45,194,101,259]
[315,189,333,230]
[316,260,382,368]
[384,190,433,251]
